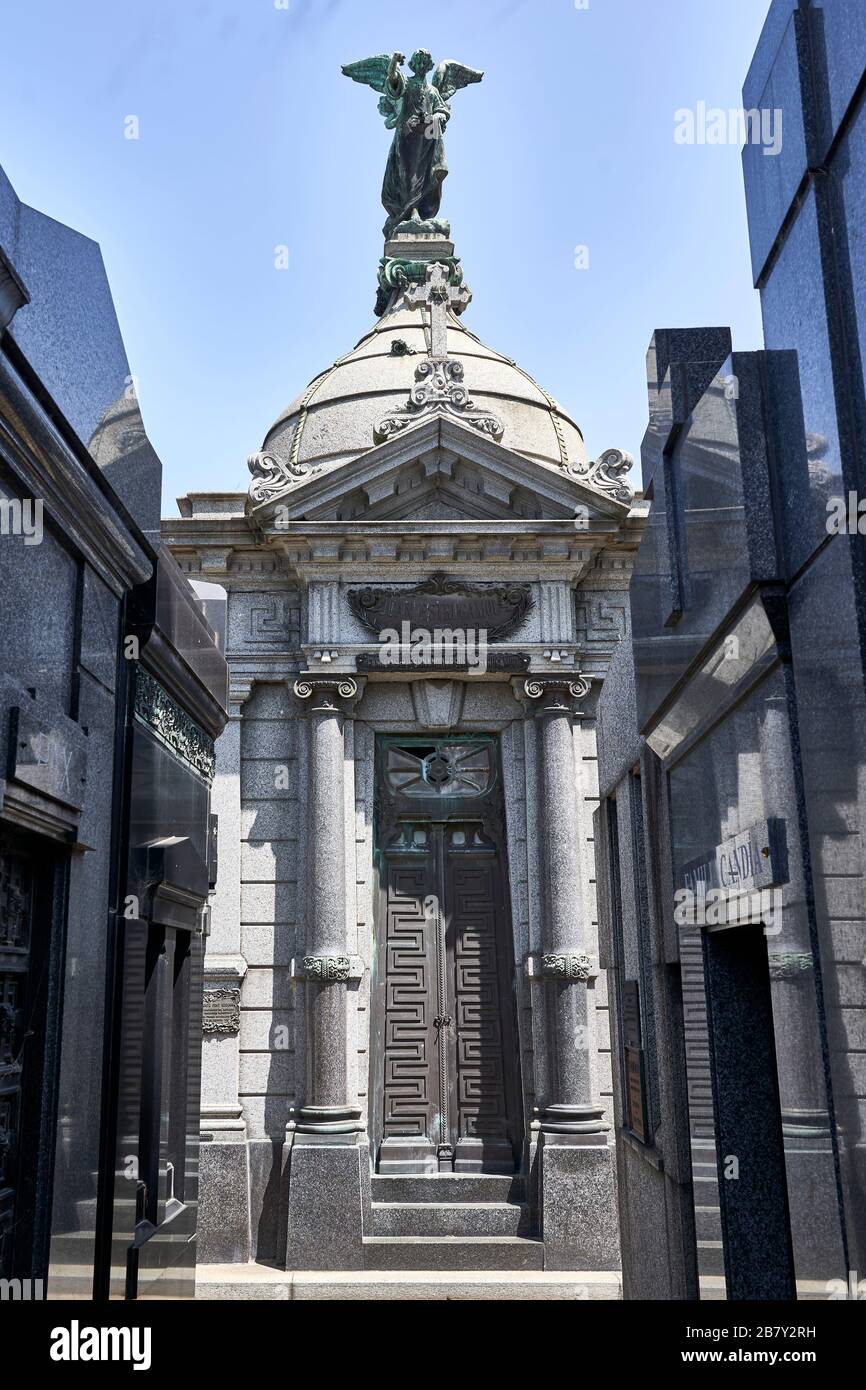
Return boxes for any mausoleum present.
[164,50,645,1279]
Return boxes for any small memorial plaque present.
[202,987,241,1036]
[681,818,788,900]
[9,705,87,809]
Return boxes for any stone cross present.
[373,260,503,444]
[405,262,471,359]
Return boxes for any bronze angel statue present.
[342,50,483,239]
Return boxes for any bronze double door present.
[371,736,522,1174]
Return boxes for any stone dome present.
[260,296,588,477]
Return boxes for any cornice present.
[164,506,645,586]
[139,625,228,741]
[0,351,152,594]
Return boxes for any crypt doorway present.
[369,734,523,1175]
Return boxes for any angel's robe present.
[382,75,450,235]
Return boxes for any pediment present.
[402,497,481,521]
[248,415,631,530]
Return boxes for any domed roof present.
[260,295,588,478]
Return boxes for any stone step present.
[698,1274,729,1301]
[371,1201,532,1237]
[691,1157,719,1176]
[692,1175,719,1191]
[76,1196,138,1227]
[196,1264,621,1300]
[363,1235,544,1271]
[693,1173,720,1202]
[371,1174,525,1204]
[46,1230,96,1263]
[697,1239,725,1277]
[694,1205,723,1243]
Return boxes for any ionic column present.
[292,675,362,1141]
[285,673,369,1272]
[524,676,606,1144]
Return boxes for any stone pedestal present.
[539,1140,620,1270]
[198,1139,252,1265]
[285,1144,369,1272]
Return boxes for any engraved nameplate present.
[202,987,241,1035]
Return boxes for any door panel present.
[381,858,438,1170]
[447,843,515,1172]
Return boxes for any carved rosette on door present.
[371,737,522,1174]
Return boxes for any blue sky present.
[0,0,771,512]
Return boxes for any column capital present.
[291,674,365,716]
[514,674,591,717]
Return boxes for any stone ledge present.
[195,1264,622,1301]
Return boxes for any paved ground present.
[195,1264,622,1300]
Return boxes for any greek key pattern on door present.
[450,858,511,1144]
[382,865,435,1141]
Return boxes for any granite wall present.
[742,0,866,1282]
[0,159,226,1299]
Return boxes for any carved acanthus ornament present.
[768,952,814,980]
[247,450,316,505]
[374,355,505,444]
[567,447,635,504]
[303,955,351,982]
[541,952,593,982]
[133,669,216,783]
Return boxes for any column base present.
[540,1139,620,1270]
[537,1103,609,1144]
[292,1104,363,1143]
[285,1142,370,1271]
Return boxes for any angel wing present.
[431,60,483,104]
[341,55,394,94]
[343,54,404,127]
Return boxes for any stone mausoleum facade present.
[164,223,645,1276]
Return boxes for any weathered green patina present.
[342,49,482,240]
